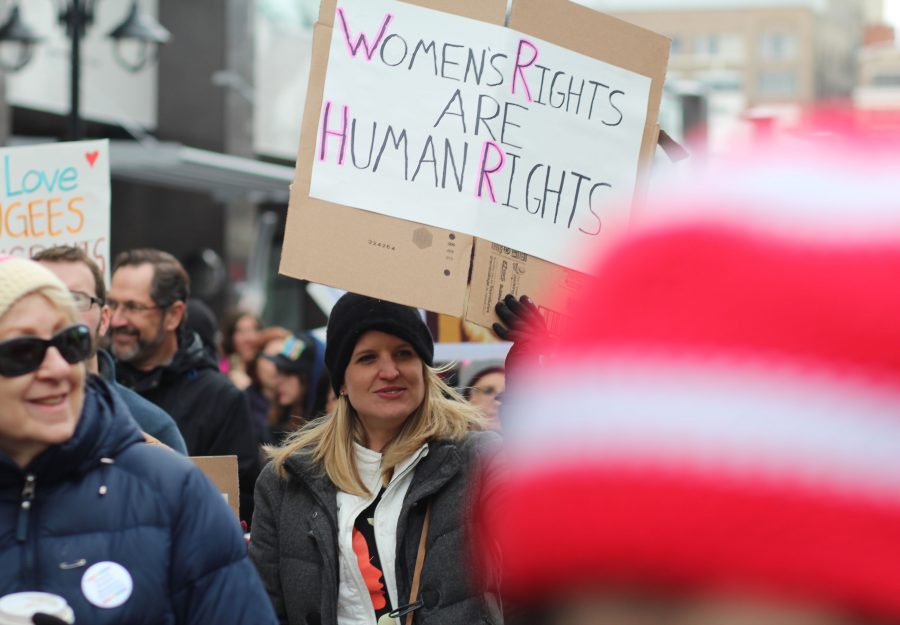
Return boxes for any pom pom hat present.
[478,128,900,621]
[0,255,71,321]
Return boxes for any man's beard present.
[109,322,167,365]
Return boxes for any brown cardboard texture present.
[280,0,669,328]
[191,455,240,520]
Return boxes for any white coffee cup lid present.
[0,592,75,625]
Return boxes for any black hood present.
[116,331,218,394]
[0,376,144,487]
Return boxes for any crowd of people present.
[2,128,900,625]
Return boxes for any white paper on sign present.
[310,0,652,273]
[0,140,111,278]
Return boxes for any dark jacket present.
[97,348,188,454]
[249,432,502,625]
[0,377,278,625]
[116,331,261,522]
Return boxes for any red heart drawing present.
[85,151,99,167]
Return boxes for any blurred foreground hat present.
[478,128,900,621]
[325,293,433,394]
[0,256,70,320]
[264,334,316,376]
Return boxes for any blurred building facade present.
[0,0,324,331]
[580,0,875,150]
[0,0,887,329]
[855,22,900,123]
[590,0,863,107]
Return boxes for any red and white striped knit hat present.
[479,130,900,620]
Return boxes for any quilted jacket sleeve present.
[248,462,288,624]
[168,463,278,625]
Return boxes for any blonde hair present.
[266,364,489,496]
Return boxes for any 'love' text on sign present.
[0,140,110,275]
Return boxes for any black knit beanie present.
[325,293,434,394]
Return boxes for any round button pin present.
[80,561,133,609]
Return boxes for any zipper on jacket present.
[16,474,36,543]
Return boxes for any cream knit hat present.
[0,255,71,321]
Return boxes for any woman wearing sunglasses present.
[0,256,277,624]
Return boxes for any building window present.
[695,34,719,56]
[697,71,744,92]
[694,33,745,61]
[757,70,797,97]
[759,32,798,60]
[872,73,900,87]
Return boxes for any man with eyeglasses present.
[33,246,187,454]
[107,248,261,525]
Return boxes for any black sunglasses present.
[0,325,92,377]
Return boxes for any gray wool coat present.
[249,431,503,625]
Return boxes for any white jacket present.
[336,443,429,625]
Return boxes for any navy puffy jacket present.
[0,377,278,625]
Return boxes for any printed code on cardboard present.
[491,243,528,262]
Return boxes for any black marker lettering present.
[441,43,464,81]
[373,125,410,180]
[442,138,468,192]
[603,90,624,127]
[412,135,439,186]
[379,34,408,67]
[500,102,527,150]
[475,94,501,141]
[581,182,610,236]
[433,89,467,134]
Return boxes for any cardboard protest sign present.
[281,0,668,327]
[0,140,110,275]
[191,455,240,520]
[311,0,651,273]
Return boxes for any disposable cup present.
[0,592,75,625]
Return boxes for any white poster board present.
[309,0,652,273]
[0,140,111,275]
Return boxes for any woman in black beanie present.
[250,293,502,625]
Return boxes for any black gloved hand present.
[493,294,549,344]
[493,294,550,379]
[33,614,71,625]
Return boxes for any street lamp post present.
[64,0,88,140]
[0,0,171,141]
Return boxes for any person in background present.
[245,326,291,444]
[108,248,260,524]
[460,362,506,429]
[263,333,317,443]
[250,293,501,625]
[221,310,263,391]
[33,245,187,454]
[0,256,278,625]
[185,298,220,362]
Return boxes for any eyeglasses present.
[0,325,92,377]
[106,298,165,315]
[472,385,502,398]
[70,290,103,312]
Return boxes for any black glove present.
[493,294,548,343]
[493,294,550,378]
[33,614,71,625]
